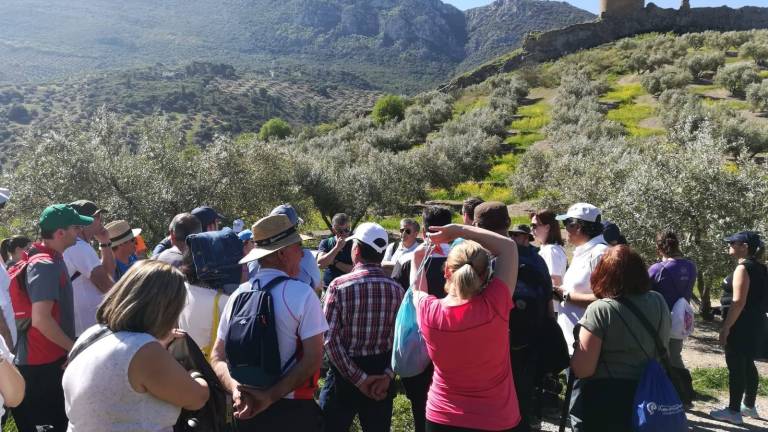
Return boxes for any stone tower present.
[600,0,645,17]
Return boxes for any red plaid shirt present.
[323,263,404,386]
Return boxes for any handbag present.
[392,243,434,378]
[613,297,688,432]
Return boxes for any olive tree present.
[746,80,768,112]
[640,65,693,96]
[715,63,761,97]
[510,122,768,317]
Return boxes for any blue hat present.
[238,229,253,241]
[270,204,303,226]
[724,231,762,249]
[191,206,224,227]
[602,221,627,245]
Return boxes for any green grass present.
[430,182,512,203]
[606,103,665,137]
[759,70,768,79]
[692,367,768,398]
[452,93,489,117]
[689,84,721,95]
[702,99,751,110]
[601,83,645,104]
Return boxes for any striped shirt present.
[323,263,404,386]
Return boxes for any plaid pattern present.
[324,263,404,386]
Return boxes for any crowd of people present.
[0,186,765,432]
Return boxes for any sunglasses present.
[530,223,539,229]
[334,227,351,234]
[400,228,411,235]
[562,218,579,229]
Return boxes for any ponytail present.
[445,240,490,299]
[0,235,32,263]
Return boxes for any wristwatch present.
[563,291,571,303]
[99,242,112,248]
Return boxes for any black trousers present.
[12,358,68,432]
[233,398,323,432]
[510,345,535,432]
[401,364,434,432]
[726,344,759,411]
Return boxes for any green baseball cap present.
[39,204,94,232]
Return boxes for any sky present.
[444,0,766,14]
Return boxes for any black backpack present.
[225,276,295,388]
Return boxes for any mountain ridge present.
[0,0,595,92]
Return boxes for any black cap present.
[724,231,762,249]
[509,224,534,241]
[191,206,224,227]
[68,200,102,217]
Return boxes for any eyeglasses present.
[334,227,351,234]
[400,228,411,235]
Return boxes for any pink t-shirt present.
[417,278,520,431]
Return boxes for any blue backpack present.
[225,276,295,388]
[187,228,243,288]
[392,287,431,377]
[615,298,688,432]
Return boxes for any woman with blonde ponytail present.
[412,224,521,432]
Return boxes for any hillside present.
[0,62,381,168]
[0,0,594,93]
[433,30,768,207]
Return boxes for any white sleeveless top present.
[63,325,180,432]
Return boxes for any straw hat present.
[239,214,303,264]
[105,220,142,247]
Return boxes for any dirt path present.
[538,317,768,431]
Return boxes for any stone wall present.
[440,4,768,92]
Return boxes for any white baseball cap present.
[555,203,601,223]
[232,219,245,233]
[348,222,388,254]
[0,188,10,206]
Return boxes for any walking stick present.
[559,370,575,432]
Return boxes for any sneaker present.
[741,403,760,419]
[709,407,744,425]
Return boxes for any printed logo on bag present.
[644,401,684,416]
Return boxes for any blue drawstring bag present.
[634,359,688,432]
[392,287,430,377]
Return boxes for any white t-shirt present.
[64,238,105,336]
[538,244,568,278]
[178,283,230,354]
[217,268,328,399]
[383,241,420,266]
[0,262,16,347]
[557,235,608,354]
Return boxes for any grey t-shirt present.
[578,291,671,380]
[17,257,75,365]
[155,246,184,268]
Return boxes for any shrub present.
[715,63,761,96]
[741,41,768,67]
[7,104,31,124]
[372,94,406,125]
[258,117,292,141]
[747,80,768,112]
[640,66,693,96]
[683,52,725,79]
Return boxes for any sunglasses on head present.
[400,228,411,235]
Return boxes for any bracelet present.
[99,242,112,248]
[563,292,571,303]
[190,371,204,380]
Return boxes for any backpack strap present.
[250,275,298,372]
[68,326,113,364]
[205,289,223,359]
[615,296,673,370]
